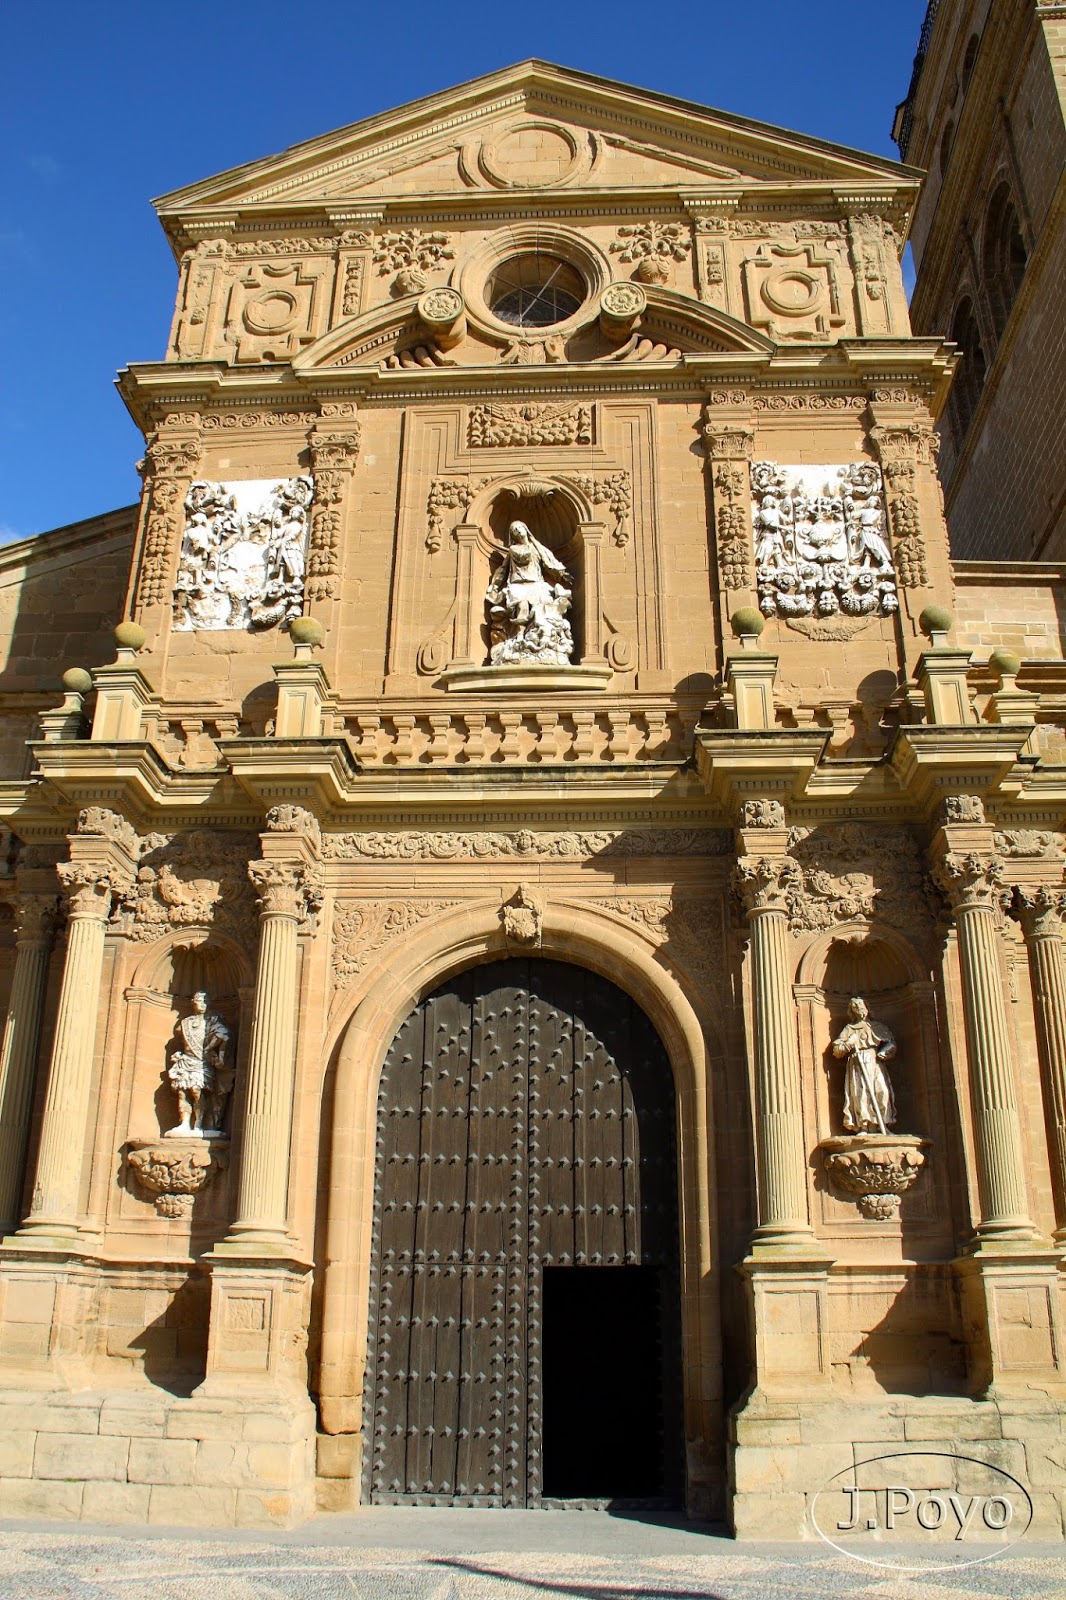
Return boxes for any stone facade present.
[0,61,1064,1538]
[898,0,1066,559]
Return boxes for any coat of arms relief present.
[172,476,313,630]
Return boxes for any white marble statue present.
[173,476,313,631]
[750,462,898,623]
[486,519,574,665]
[165,990,233,1138]
[833,996,897,1134]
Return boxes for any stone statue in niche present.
[833,996,897,1133]
[164,990,233,1138]
[172,476,313,631]
[750,461,897,622]
[486,520,574,665]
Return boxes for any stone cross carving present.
[486,520,574,665]
[165,990,233,1138]
[750,461,897,622]
[172,476,313,631]
[833,996,897,1133]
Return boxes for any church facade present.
[0,61,1065,1537]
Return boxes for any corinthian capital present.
[56,861,134,920]
[932,851,1004,913]
[732,854,799,916]
[248,859,324,924]
[14,893,60,944]
[1009,885,1066,940]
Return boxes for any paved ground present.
[0,1509,1062,1600]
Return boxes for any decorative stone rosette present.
[126,1138,229,1219]
[819,1133,928,1219]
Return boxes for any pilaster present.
[0,891,60,1234]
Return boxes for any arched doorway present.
[363,956,682,1506]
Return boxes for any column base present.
[738,1255,835,1397]
[954,1250,1066,1395]
[0,1248,100,1386]
[197,1253,312,1400]
[748,1222,819,1256]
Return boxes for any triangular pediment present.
[155,60,918,227]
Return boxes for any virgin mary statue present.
[486,520,574,665]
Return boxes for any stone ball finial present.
[989,646,1021,679]
[289,616,324,648]
[114,621,147,652]
[918,604,953,642]
[61,667,93,694]
[730,607,766,639]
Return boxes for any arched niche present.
[122,931,251,1150]
[795,924,949,1234]
[446,475,609,669]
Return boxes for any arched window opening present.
[939,120,955,178]
[983,184,1027,339]
[961,33,979,90]
[947,297,986,447]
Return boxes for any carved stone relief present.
[610,220,691,284]
[308,429,360,602]
[750,461,897,637]
[373,228,454,294]
[467,404,593,448]
[501,883,544,945]
[571,472,631,547]
[117,828,258,946]
[331,900,460,990]
[135,435,202,613]
[320,828,731,861]
[224,258,328,362]
[591,896,723,997]
[172,477,313,631]
[743,240,846,340]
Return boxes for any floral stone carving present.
[751,461,897,632]
[173,476,313,630]
[487,520,573,665]
[127,1139,229,1218]
[820,1134,928,1220]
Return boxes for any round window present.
[487,253,586,328]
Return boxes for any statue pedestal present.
[440,662,613,693]
[126,1138,230,1218]
[819,1132,928,1218]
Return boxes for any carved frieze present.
[750,460,897,636]
[320,828,731,861]
[172,477,313,631]
[467,403,593,448]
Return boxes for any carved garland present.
[308,427,361,600]
[135,435,202,612]
[320,828,731,861]
[467,403,593,449]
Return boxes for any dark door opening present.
[542,1266,672,1502]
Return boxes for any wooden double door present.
[364,957,682,1506]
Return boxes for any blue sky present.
[1,0,929,542]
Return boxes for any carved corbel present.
[127,1139,229,1218]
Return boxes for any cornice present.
[116,341,955,433]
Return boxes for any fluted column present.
[1011,886,1066,1242]
[734,853,813,1247]
[0,894,59,1232]
[222,858,317,1253]
[18,864,128,1241]
[935,850,1036,1241]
